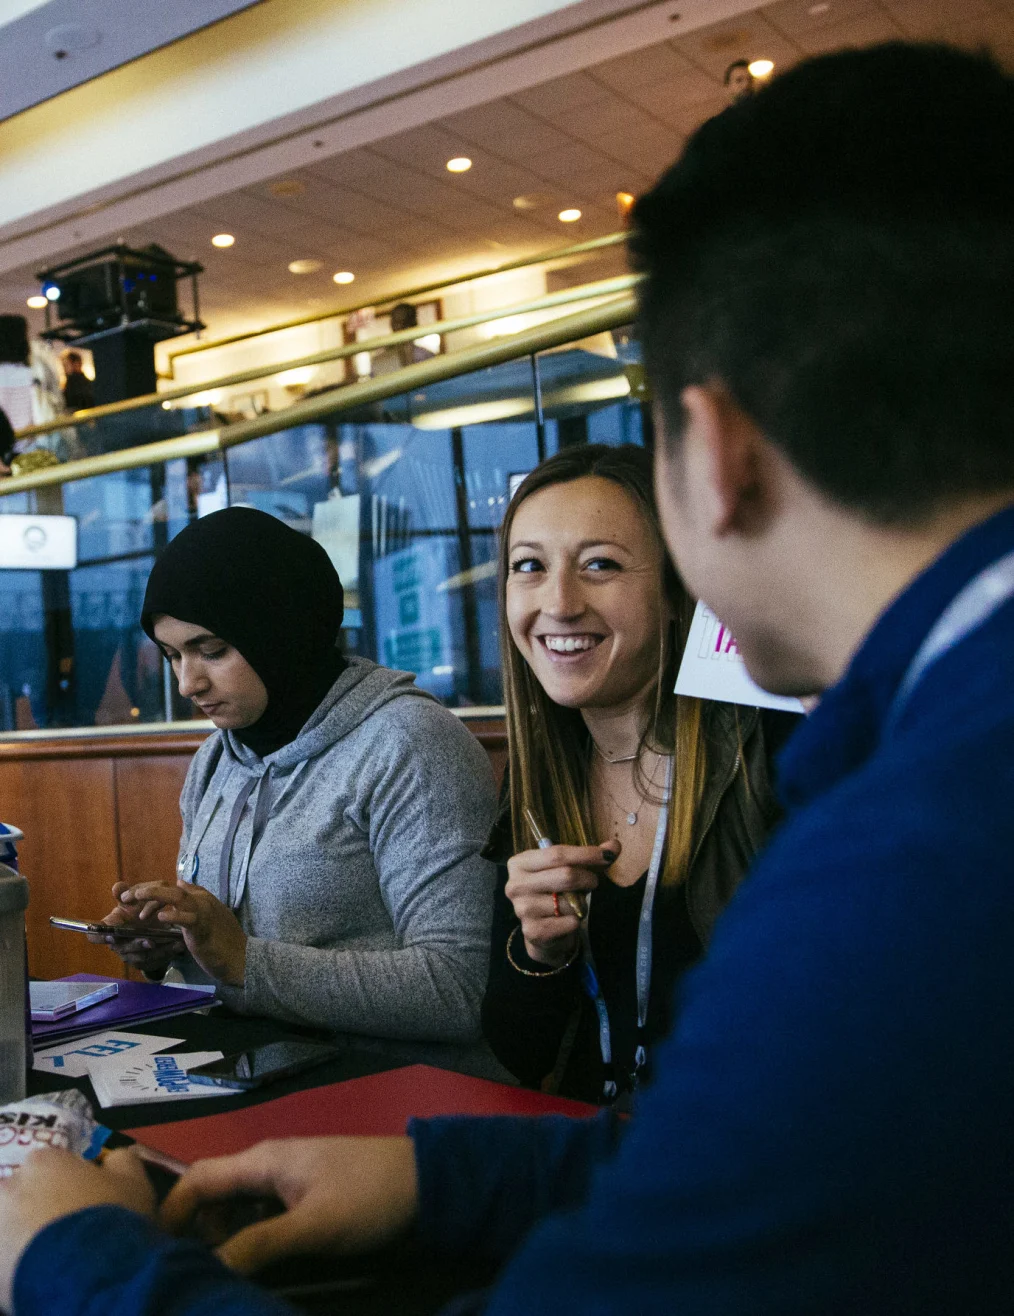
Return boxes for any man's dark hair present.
[389,302,418,333]
[0,314,30,366]
[632,43,1014,524]
[723,59,750,85]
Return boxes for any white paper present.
[675,602,805,713]
[87,1050,232,1109]
[32,1032,183,1079]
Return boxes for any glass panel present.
[306,357,541,706]
[0,330,638,730]
[537,326,646,452]
[26,400,212,465]
[0,454,226,732]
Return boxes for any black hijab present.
[141,507,346,757]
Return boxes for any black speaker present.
[37,244,202,339]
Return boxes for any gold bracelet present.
[505,924,580,977]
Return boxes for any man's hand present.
[118,880,247,986]
[0,1148,155,1311]
[161,1136,419,1273]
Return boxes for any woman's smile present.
[538,633,605,658]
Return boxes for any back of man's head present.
[632,43,1014,526]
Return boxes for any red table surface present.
[124,1064,597,1165]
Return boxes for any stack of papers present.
[33,1030,234,1109]
[31,975,217,1046]
[88,1050,233,1109]
[33,1031,185,1078]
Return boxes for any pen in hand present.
[524,807,587,920]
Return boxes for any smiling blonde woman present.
[480,444,797,1103]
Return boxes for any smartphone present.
[50,916,185,944]
[187,1040,342,1091]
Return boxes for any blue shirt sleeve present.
[410,1112,621,1260]
[14,1206,292,1316]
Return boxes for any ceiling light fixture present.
[211,233,235,248]
[748,58,775,77]
[333,271,355,284]
[288,258,322,274]
[446,157,472,173]
[558,208,582,223]
[26,295,47,309]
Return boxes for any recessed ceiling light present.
[333,271,355,284]
[26,295,47,309]
[513,192,552,211]
[748,58,775,77]
[211,233,235,248]
[446,157,472,173]
[808,2,830,12]
[558,208,582,223]
[288,258,322,274]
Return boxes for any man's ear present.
[679,382,770,537]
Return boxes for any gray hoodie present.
[174,657,498,1049]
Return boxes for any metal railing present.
[165,230,628,371]
[0,290,639,498]
[13,271,639,442]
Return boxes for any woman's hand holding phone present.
[505,840,619,967]
[91,883,186,977]
[116,879,248,988]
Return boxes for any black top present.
[481,862,703,1104]
[63,373,94,411]
[0,405,15,467]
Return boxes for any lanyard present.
[175,759,310,911]
[885,546,1014,736]
[582,756,673,1099]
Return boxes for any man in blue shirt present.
[3,40,1014,1316]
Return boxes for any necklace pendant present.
[626,811,638,826]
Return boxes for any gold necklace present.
[590,738,639,765]
[595,751,663,829]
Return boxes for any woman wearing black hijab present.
[100,507,499,1057]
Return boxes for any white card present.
[675,602,805,713]
[87,1050,233,1109]
[32,1032,184,1078]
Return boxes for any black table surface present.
[30,1006,400,1129]
[28,1005,500,1314]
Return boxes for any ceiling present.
[0,0,264,121]
[4,0,1012,350]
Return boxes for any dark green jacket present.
[481,706,797,1102]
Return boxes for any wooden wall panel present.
[0,719,506,981]
[115,756,192,888]
[0,757,128,981]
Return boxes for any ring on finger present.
[552,892,561,918]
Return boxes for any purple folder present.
[31,974,217,1045]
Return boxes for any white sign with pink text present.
[675,602,805,713]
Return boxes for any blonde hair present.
[498,444,707,887]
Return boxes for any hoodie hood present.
[223,657,434,773]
